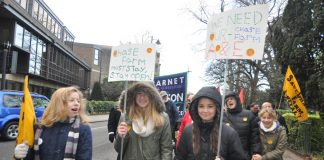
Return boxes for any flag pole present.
[217,59,228,156]
[120,81,128,160]
[277,87,284,110]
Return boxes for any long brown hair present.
[40,86,90,127]
[192,99,220,156]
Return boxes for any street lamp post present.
[1,41,11,90]
[151,36,161,45]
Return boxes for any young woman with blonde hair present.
[115,82,172,160]
[252,108,287,160]
[14,86,92,160]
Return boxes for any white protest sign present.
[108,43,156,82]
[206,4,269,60]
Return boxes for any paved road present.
[0,121,118,160]
[0,114,308,160]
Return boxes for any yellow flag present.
[283,66,308,122]
[16,75,36,148]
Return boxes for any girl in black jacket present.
[175,86,246,160]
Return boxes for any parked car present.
[0,90,49,140]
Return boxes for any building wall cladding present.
[0,0,91,96]
[73,42,111,91]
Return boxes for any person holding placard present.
[175,86,246,160]
[114,82,172,160]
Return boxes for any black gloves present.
[109,134,115,143]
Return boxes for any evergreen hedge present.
[282,111,324,156]
[86,100,117,115]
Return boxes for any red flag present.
[239,88,244,104]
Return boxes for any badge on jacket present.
[267,138,273,145]
[243,117,248,122]
[38,138,43,145]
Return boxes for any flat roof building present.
[0,0,91,97]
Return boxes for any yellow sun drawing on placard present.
[210,34,214,41]
[147,48,153,54]
[246,48,254,57]
[113,50,118,57]
[215,45,221,52]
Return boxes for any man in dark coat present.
[160,91,179,143]
[107,106,121,143]
[248,102,260,117]
[223,91,261,160]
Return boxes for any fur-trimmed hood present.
[118,82,165,114]
[189,86,222,124]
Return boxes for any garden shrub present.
[87,100,117,114]
[283,112,324,155]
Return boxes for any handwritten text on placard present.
[206,4,269,60]
[108,44,156,82]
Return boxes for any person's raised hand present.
[14,141,29,159]
[118,122,128,138]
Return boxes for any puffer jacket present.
[175,86,246,160]
[223,91,261,159]
[23,121,92,160]
[259,122,287,160]
[114,82,173,160]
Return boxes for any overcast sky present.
[44,0,222,93]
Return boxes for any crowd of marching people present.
[14,82,288,160]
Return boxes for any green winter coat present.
[114,113,172,160]
[259,124,287,160]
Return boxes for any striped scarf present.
[34,117,80,160]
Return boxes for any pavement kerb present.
[89,114,109,123]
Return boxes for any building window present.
[94,49,99,65]
[35,39,43,75]
[22,30,31,51]
[32,1,39,19]
[55,23,61,39]
[14,0,28,9]
[42,11,48,28]
[29,35,37,74]
[47,16,52,31]
[63,31,74,49]
[14,24,24,47]
[51,18,56,33]
[38,7,43,23]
